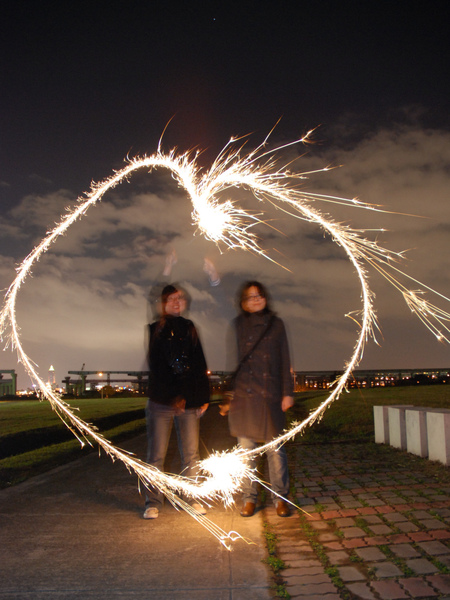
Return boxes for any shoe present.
[276,500,291,517]
[143,506,159,519]
[240,501,256,517]
[190,502,207,515]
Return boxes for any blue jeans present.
[238,437,289,505]
[145,400,201,508]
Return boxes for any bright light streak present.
[1,130,450,548]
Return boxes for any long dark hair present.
[238,280,272,314]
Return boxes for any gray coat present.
[229,310,293,442]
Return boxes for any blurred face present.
[242,285,267,313]
[164,291,186,316]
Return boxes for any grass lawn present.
[1,386,449,488]
[291,385,450,443]
[0,396,147,436]
[0,396,147,488]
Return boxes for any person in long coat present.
[227,281,294,517]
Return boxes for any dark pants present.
[238,437,289,505]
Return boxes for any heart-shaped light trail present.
[1,131,450,548]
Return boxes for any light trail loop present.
[1,131,450,547]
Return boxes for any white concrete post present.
[388,406,413,450]
[405,407,428,458]
[373,405,390,444]
[427,410,450,465]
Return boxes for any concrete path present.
[0,407,272,599]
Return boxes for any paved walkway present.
[0,406,271,600]
[269,441,450,599]
[2,405,450,599]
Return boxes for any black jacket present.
[148,315,210,408]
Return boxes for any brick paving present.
[262,442,450,599]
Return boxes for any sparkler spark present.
[1,130,450,548]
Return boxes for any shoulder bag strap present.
[231,315,275,381]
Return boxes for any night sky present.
[1,1,450,388]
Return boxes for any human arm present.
[147,250,177,320]
[278,319,294,404]
[203,257,220,286]
[163,248,177,277]
[188,321,211,408]
[197,403,209,417]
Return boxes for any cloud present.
[1,121,450,388]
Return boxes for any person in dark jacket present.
[226,281,294,518]
[143,284,210,519]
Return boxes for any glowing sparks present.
[1,130,450,548]
[198,448,254,506]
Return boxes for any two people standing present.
[144,276,294,520]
